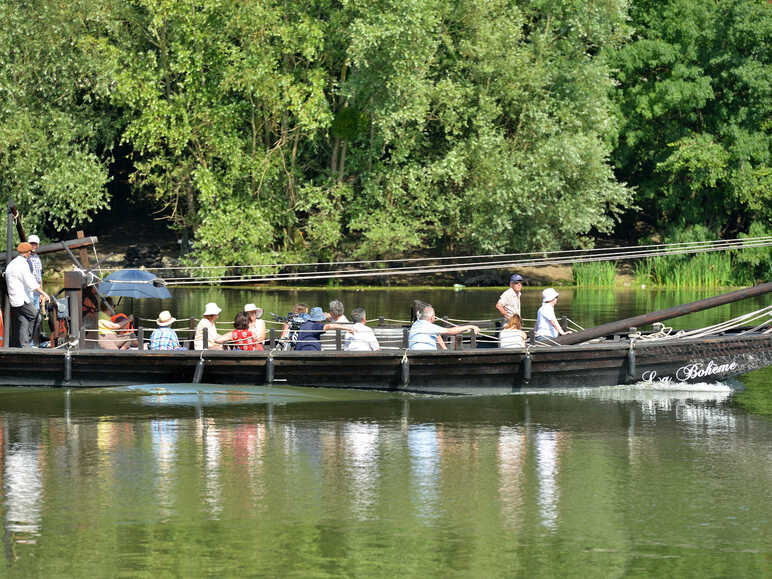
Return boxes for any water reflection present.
[0,382,769,573]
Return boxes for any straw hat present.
[244,303,263,318]
[156,310,176,326]
[542,288,559,302]
[203,302,221,316]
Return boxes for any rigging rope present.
[152,236,772,285]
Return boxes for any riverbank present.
[44,233,641,288]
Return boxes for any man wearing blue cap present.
[496,274,524,320]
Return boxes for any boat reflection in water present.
[0,380,769,574]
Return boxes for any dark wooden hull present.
[0,331,769,394]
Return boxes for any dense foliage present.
[0,0,769,281]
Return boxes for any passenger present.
[499,313,527,349]
[98,299,137,350]
[280,303,308,340]
[408,303,480,351]
[244,303,266,349]
[344,307,380,351]
[328,299,349,323]
[216,311,259,350]
[496,274,524,320]
[295,307,354,351]
[27,234,43,345]
[149,310,185,350]
[194,302,223,350]
[534,288,569,341]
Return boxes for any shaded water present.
[2,288,771,577]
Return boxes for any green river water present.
[1,288,770,577]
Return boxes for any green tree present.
[0,0,113,242]
[611,0,772,234]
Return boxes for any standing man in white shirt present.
[496,274,524,320]
[5,242,49,347]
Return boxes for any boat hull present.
[0,332,769,394]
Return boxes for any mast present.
[554,282,772,345]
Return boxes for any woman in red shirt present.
[216,311,262,351]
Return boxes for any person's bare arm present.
[495,300,510,318]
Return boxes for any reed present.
[638,252,733,288]
[572,261,617,287]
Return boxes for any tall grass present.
[635,252,733,288]
[572,261,617,287]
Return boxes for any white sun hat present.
[244,303,264,318]
[203,302,221,316]
[28,234,40,244]
[542,288,559,302]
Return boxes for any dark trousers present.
[11,302,37,348]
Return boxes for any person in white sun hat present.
[194,302,223,350]
[243,303,266,349]
[534,288,569,341]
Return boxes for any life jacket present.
[111,313,135,335]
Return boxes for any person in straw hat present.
[149,310,185,350]
[243,303,266,349]
[194,302,223,350]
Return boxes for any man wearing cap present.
[26,235,44,346]
[496,274,524,320]
[5,242,50,347]
[534,288,568,340]
[149,311,185,350]
[194,302,223,350]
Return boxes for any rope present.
[103,235,772,273]
[157,237,772,285]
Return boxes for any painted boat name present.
[642,359,739,383]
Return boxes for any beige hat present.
[156,310,176,326]
[203,302,221,316]
[244,303,263,318]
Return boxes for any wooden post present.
[269,328,276,349]
[138,326,145,350]
[64,271,83,347]
[335,329,342,350]
[202,326,208,350]
[77,230,89,268]
[187,318,196,350]
[402,327,409,349]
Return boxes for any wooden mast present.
[553,282,772,345]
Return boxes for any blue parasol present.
[97,269,172,300]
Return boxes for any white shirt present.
[344,323,380,351]
[5,255,39,307]
[194,318,222,350]
[499,328,526,348]
[497,287,521,317]
[535,302,559,338]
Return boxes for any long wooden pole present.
[3,202,14,347]
[0,236,98,263]
[554,282,772,345]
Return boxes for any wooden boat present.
[0,276,769,394]
[0,327,769,394]
[0,201,769,394]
